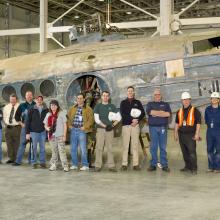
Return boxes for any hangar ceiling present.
[0,0,220,35]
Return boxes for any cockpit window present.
[193,37,220,54]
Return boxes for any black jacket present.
[26,105,49,134]
[120,98,145,126]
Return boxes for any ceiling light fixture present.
[126,11,132,15]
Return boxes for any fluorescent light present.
[74,15,79,19]
[126,11,132,15]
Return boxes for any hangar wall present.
[0,3,71,59]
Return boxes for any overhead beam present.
[108,21,158,29]
[0,28,40,36]
[180,17,220,26]
[40,0,48,53]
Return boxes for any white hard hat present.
[211,92,220,98]
[181,92,191,100]
[130,108,141,118]
[108,112,117,121]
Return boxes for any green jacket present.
[67,104,94,133]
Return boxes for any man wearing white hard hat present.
[205,92,220,172]
[120,86,145,171]
[174,91,201,175]
[93,91,121,172]
[146,88,171,172]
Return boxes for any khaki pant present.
[95,128,115,168]
[49,136,68,168]
[122,125,140,166]
[5,125,21,161]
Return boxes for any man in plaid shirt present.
[67,93,94,171]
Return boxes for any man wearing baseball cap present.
[146,88,171,172]
[205,92,220,172]
[174,91,201,174]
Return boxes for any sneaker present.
[32,164,38,169]
[49,164,56,171]
[109,167,117,172]
[63,166,70,172]
[12,162,21,166]
[206,169,214,173]
[80,166,89,171]
[157,162,162,169]
[133,166,141,171]
[162,167,170,172]
[121,165,127,171]
[40,163,47,169]
[70,165,78,170]
[147,166,156,171]
[214,169,220,173]
[180,167,189,172]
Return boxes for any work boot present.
[162,167,170,172]
[180,167,189,172]
[147,166,156,171]
[40,163,47,169]
[121,165,127,171]
[133,165,141,171]
[109,167,117,172]
[32,164,38,169]
[94,167,101,172]
[191,170,197,175]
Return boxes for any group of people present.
[0,86,219,175]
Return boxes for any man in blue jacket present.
[26,96,48,169]
[146,88,171,172]
[205,92,220,172]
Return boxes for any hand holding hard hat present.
[130,108,141,118]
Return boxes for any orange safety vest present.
[178,106,195,127]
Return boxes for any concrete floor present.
[0,127,220,220]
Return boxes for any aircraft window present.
[2,85,16,101]
[165,59,185,78]
[40,80,55,97]
[193,37,220,54]
[21,83,35,98]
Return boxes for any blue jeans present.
[149,126,168,167]
[16,127,31,164]
[70,128,88,167]
[30,131,46,165]
[0,129,2,162]
[207,128,220,170]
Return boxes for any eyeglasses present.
[154,94,161,96]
